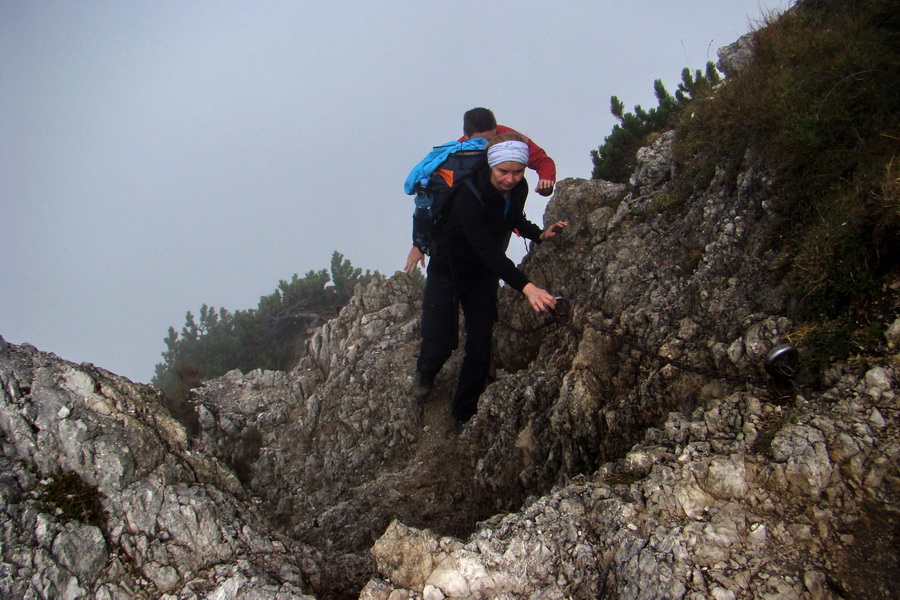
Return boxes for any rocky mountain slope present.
[2,28,899,600]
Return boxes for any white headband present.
[487,140,529,167]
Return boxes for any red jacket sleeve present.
[459,124,557,183]
[495,125,556,183]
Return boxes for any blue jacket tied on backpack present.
[404,138,487,195]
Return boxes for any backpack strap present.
[463,177,484,208]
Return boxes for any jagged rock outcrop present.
[717,33,756,79]
[0,339,326,599]
[3,15,899,600]
[365,364,899,600]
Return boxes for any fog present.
[1,0,790,383]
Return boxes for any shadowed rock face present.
[3,41,900,600]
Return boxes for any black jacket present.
[432,165,543,292]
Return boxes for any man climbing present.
[460,107,556,197]
[404,107,557,274]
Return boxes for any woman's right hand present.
[522,283,557,313]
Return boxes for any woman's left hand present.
[539,220,569,242]
[404,245,426,274]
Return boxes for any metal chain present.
[498,298,771,389]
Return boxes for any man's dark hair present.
[463,107,497,137]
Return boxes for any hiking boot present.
[412,371,434,402]
[450,414,471,436]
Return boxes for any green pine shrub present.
[152,251,380,415]
[591,64,721,183]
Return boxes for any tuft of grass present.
[787,313,886,378]
[38,471,106,528]
[877,156,900,229]
[603,472,641,486]
[647,192,686,214]
[752,406,799,457]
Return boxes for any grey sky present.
[1,1,790,384]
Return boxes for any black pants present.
[416,259,498,423]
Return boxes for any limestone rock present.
[0,337,319,599]
[717,32,756,78]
